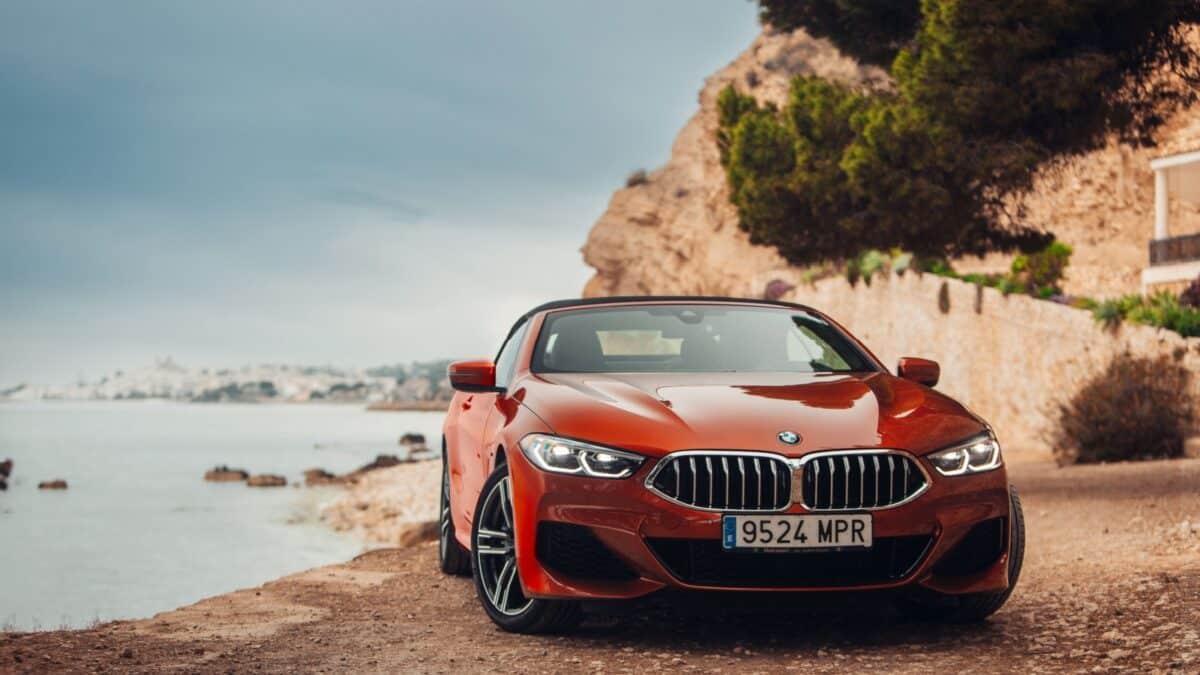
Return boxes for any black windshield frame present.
[530,304,880,375]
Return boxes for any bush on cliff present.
[1053,355,1196,465]
[1092,293,1200,338]
[1011,242,1072,295]
[1181,274,1200,309]
[920,240,1072,298]
[721,1,1200,266]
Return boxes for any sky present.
[0,1,761,386]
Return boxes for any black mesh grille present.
[650,454,790,511]
[646,536,933,588]
[535,522,638,581]
[801,452,926,510]
[932,517,1007,577]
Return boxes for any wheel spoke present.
[497,559,518,611]
[498,478,513,530]
[476,545,507,556]
[477,527,508,541]
[491,558,514,608]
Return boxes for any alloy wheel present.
[474,476,533,616]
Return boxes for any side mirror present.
[448,360,501,393]
[897,357,940,387]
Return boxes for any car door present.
[457,320,528,524]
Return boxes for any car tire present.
[470,462,582,634]
[438,445,471,576]
[900,485,1025,623]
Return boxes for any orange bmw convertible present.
[440,297,1023,633]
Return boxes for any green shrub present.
[920,240,1070,299]
[1181,274,1200,308]
[1091,293,1200,338]
[1011,241,1072,293]
[1053,355,1196,465]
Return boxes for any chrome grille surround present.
[792,449,929,512]
[644,451,791,512]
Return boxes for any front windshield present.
[531,304,877,374]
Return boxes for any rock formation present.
[303,468,341,486]
[398,433,426,447]
[204,466,249,482]
[582,28,880,299]
[38,479,68,490]
[246,474,287,488]
[354,454,403,474]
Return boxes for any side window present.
[493,321,529,389]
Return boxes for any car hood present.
[518,371,986,459]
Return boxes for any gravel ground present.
[3,456,1199,674]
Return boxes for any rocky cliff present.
[581,28,882,298]
[582,27,1200,300]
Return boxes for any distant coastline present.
[366,399,449,412]
[1,357,456,408]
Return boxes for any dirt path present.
[3,458,1199,674]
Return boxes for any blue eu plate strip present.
[722,516,735,549]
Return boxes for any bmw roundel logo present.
[778,430,801,445]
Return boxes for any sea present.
[0,400,446,631]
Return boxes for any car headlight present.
[518,434,644,479]
[928,433,1002,476]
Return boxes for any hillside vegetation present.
[719,0,1200,266]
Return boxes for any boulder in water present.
[38,479,68,490]
[0,458,12,478]
[398,432,426,447]
[303,468,341,486]
[247,474,287,488]
[356,454,402,473]
[204,465,249,482]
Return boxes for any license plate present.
[722,514,872,550]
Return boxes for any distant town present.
[0,357,454,405]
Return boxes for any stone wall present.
[772,271,1200,452]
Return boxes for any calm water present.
[0,401,445,631]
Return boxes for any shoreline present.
[318,460,441,545]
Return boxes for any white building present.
[1143,148,1200,293]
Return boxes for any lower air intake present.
[536,522,638,581]
[646,535,933,588]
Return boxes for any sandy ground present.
[3,455,1199,674]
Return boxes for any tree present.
[723,0,1200,266]
[758,0,920,67]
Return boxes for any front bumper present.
[507,448,1013,600]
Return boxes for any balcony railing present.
[1150,232,1200,266]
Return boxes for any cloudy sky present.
[0,1,760,386]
